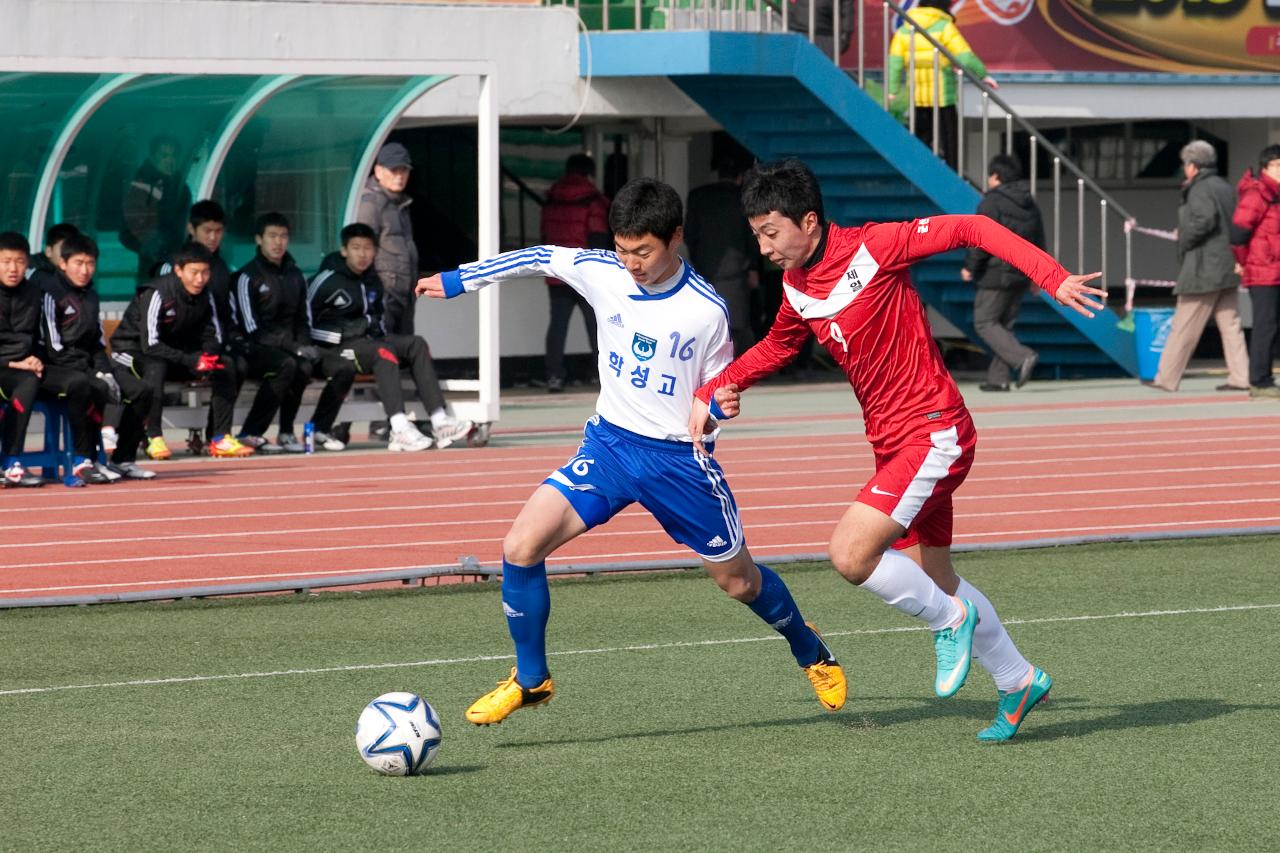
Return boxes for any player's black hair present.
[189,200,226,228]
[0,231,30,255]
[340,222,378,247]
[987,153,1023,185]
[1260,144,1280,173]
[59,233,99,261]
[254,211,290,236]
[741,158,826,228]
[916,0,953,10]
[45,222,80,248]
[565,153,595,177]
[608,178,682,242]
[172,241,214,268]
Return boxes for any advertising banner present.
[899,0,1280,73]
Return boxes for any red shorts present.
[855,416,976,549]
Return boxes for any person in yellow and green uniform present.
[887,0,998,171]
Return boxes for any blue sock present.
[501,559,551,687]
[747,564,821,667]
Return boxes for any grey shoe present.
[1015,353,1039,389]
[109,461,157,480]
[277,432,307,453]
[313,430,346,451]
[1249,385,1280,399]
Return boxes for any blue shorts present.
[544,416,744,562]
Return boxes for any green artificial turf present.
[2,537,1279,851]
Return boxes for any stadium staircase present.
[580,26,1139,377]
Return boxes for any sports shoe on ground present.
[208,435,255,458]
[369,421,391,441]
[1249,385,1280,399]
[101,426,118,453]
[465,667,555,725]
[277,433,306,453]
[108,461,157,480]
[803,621,847,712]
[431,416,474,449]
[94,461,123,483]
[145,436,172,460]
[978,383,1010,393]
[546,376,565,394]
[977,667,1052,743]
[237,435,283,454]
[4,462,45,488]
[387,425,433,452]
[933,598,979,698]
[1015,352,1039,388]
[71,458,113,486]
[313,430,345,451]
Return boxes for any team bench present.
[158,377,492,454]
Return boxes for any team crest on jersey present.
[631,332,657,362]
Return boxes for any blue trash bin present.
[1132,307,1176,382]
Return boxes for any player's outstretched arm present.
[1053,272,1107,318]
[416,274,445,299]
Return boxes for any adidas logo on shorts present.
[706,535,727,548]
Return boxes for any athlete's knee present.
[502,529,550,567]
[829,541,880,585]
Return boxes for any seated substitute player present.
[110,241,251,459]
[233,212,327,454]
[690,158,1107,741]
[40,234,155,482]
[309,223,472,451]
[417,178,849,725]
[0,232,46,487]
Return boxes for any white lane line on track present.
[3,601,1276,698]
[3,477,1275,532]
[9,456,1280,517]
[8,494,1280,550]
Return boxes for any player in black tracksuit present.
[308,224,470,450]
[0,232,45,486]
[40,235,155,479]
[111,242,242,457]
[234,213,348,450]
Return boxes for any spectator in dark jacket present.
[357,142,420,336]
[120,135,191,284]
[40,234,156,481]
[111,242,249,459]
[540,153,609,392]
[233,212,321,453]
[1149,141,1248,393]
[686,145,759,356]
[962,154,1045,391]
[0,232,45,487]
[1232,144,1280,398]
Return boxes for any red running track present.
[2,414,1278,601]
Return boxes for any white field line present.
[3,601,1277,698]
[8,494,1280,551]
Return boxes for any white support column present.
[473,69,501,425]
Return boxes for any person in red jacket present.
[1232,145,1280,398]
[689,158,1106,741]
[539,154,610,392]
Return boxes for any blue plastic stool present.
[15,400,77,481]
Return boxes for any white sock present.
[389,413,410,433]
[430,408,450,428]
[956,577,1032,693]
[859,549,961,631]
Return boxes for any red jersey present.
[696,214,1069,452]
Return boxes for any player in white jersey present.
[417,178,846,725]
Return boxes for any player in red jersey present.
[690,159,1107,741]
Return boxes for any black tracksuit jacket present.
[110,274,222,369]
[40,272,112,375]
[234,252,311,353]
[307,252,387,346]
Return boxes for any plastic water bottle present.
[303,421,315,455]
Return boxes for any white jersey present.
[445,246,732,442]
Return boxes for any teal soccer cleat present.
[977,668,1052,742]
[933,598,978,698]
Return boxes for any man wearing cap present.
[357,142,420,337]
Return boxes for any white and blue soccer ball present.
[355,691,442,776]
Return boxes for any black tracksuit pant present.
[121,352,239,439]
[0,367,40,460]
[341,334,445,420]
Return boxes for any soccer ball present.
[355,691,442,776]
